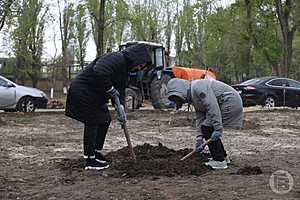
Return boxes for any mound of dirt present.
[107,143,209,177]
[58,143,210,178]
[236,166,263,175]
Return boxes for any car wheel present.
[17,97,36,112]
[264,96,275,108]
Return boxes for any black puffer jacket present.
[65,44,151,125]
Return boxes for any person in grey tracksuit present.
[167,78,243,169]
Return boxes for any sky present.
[0,0,235,62]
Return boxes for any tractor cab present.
[119,41,167,71]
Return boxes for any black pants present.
[83,122,111,157]
[201,126,227,161]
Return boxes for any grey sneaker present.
[208,157,230,164]
[205,160,228,169]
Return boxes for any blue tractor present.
[119,41,174,110]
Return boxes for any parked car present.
[0,75,48,112]
[232,76,300,108]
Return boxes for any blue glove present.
[108,87,126,124]
[195,135,204,152]
[211,130,223,141]
[108,87,120,101]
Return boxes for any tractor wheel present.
[125,88,139,112]
[150,74,172,109]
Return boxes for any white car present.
[0,75,48,112]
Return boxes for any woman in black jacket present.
[65,44,151,170]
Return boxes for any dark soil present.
[58,143,210,177]
[1,109,299,199]
[235,166,263,175]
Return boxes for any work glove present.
[211,130,223,141]
[108,87,120,102]
[107,87,127,124]
[116,104,126,124]
[195,135,204,152]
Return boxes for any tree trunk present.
[274,0,298,77]
[285,31,294,76]
[244,0,253,78]
[15,56,25,85]
[165,4,172,61]
[96,0,105,56]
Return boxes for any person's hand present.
[195,135,204,152]
[116,104,126,124]
[211,130,223,141]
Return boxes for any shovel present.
[121,122,137,162]
[180,138,212,161]
[114,97,137,163]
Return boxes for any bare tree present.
[75,3,90,69]
[275,0,300,77]
[11,0,48,87]
[87,0,106,56]
[0,0,14,31]
[58,0,75,87]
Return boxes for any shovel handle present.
[122,123,137,163]
[180,139,212,161]
[113,97,136,162]
[180,149,196,161]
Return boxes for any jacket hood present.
[167,78,190,102]
[122,44,152,70]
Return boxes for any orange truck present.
[172,66,216,81]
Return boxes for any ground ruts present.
[235,166,263,175]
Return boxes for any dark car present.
[232,76,300,108]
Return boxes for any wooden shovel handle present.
[122,123,137,163]
[180,139,212,161]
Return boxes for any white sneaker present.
[208,157,230,164]
[205,160,228,169]
[84,158,110,170]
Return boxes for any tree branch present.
[0,0,14,31]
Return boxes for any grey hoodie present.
[167,78,190,102]
[167,78,243,134]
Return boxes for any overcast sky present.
[0,0,234,62]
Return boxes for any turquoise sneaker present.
[225,157,231,164]
[208,157,231,164]
[205,160,228,169]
